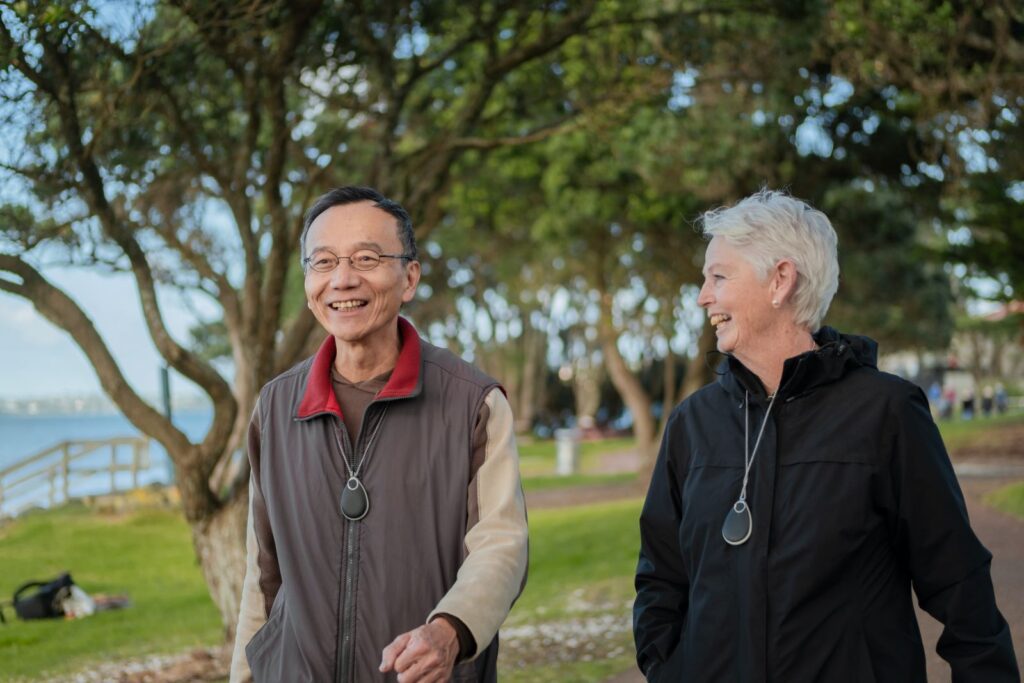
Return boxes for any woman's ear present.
[771,259,798,305]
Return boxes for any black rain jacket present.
[634,328,1018,682]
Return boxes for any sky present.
[0,267,201,401]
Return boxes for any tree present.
[0,0,685,632]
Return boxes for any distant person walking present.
[633,189,1019,682]
[962,388,976,420]
[996,383,1010,414]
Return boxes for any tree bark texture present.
[191,489,249,641]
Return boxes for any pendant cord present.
[341,405,389,481]
[737,391,777,503]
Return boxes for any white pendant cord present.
[737,391,777,504]
[340,405,389,482]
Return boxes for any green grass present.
[513,498,641,617]
[522,472,638,492]
[0,503,222,680]
[985,481,1024,520]
[936,410,1024,451]
[0,497,644,682]
[517,437,636,478]
[497,498,642,682]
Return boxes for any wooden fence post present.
[62,442,70,503]
[110,443,117,493]
[131,441,139,489]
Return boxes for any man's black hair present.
[301,186,417,262]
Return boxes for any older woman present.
[633,190,1018,682]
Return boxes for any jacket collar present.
[717,326,878,403]
[295,316,423,419]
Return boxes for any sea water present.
[0,409,213,516]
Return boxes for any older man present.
[230,186,529,682]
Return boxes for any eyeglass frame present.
[302,248,415,273]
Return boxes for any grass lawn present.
[985,481,1024,520]
[0,503,222,681]
[0,497,643,682]
[498,498,642,682]
[522,471,638,492]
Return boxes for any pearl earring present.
[772,300,779,307]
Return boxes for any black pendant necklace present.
[341,477,369,520]
[338,406,388,522]
[722,391,777,547]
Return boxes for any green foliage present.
[0,504,222,680]
[949,173,1024,301]
[822,185,954,350]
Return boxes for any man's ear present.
[402,260,422,303]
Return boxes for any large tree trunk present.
[572,360,604,427]
[601,335,656,458]
[190,489,249,639]
[514,326,545,434]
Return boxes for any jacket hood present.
[717,326,878,402]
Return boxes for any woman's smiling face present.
[697,236,776,362]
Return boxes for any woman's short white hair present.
[701,189,839,331]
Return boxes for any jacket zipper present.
[333,405,384,683]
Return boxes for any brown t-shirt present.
[330,368,390,444]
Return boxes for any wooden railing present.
[0,437,150,518]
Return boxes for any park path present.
[600,471,1024,683]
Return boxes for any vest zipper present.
[333,405,385,683]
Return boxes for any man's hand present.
[379,618,460,683]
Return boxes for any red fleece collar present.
[295,317,423,419]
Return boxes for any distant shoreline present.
[0,397,211,417]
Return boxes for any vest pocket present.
[244,608,283,677]
[245,597,313,682]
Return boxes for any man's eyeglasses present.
[303,249,413,273]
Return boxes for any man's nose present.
[329,259,361,286]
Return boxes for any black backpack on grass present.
[8,573,74,621]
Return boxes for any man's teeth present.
[710,314,731,327]
[329,301,366,310]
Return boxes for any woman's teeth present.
[710,313,731,327]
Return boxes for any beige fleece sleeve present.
[229,405,270,683]
[428,387,529,659]
[229,483,267,682]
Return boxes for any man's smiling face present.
[303,201,420,349]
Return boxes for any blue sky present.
[0,268,199,400]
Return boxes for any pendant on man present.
[722,499,752,546]
[341,476,369,521]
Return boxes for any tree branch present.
[0,254,193,456]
